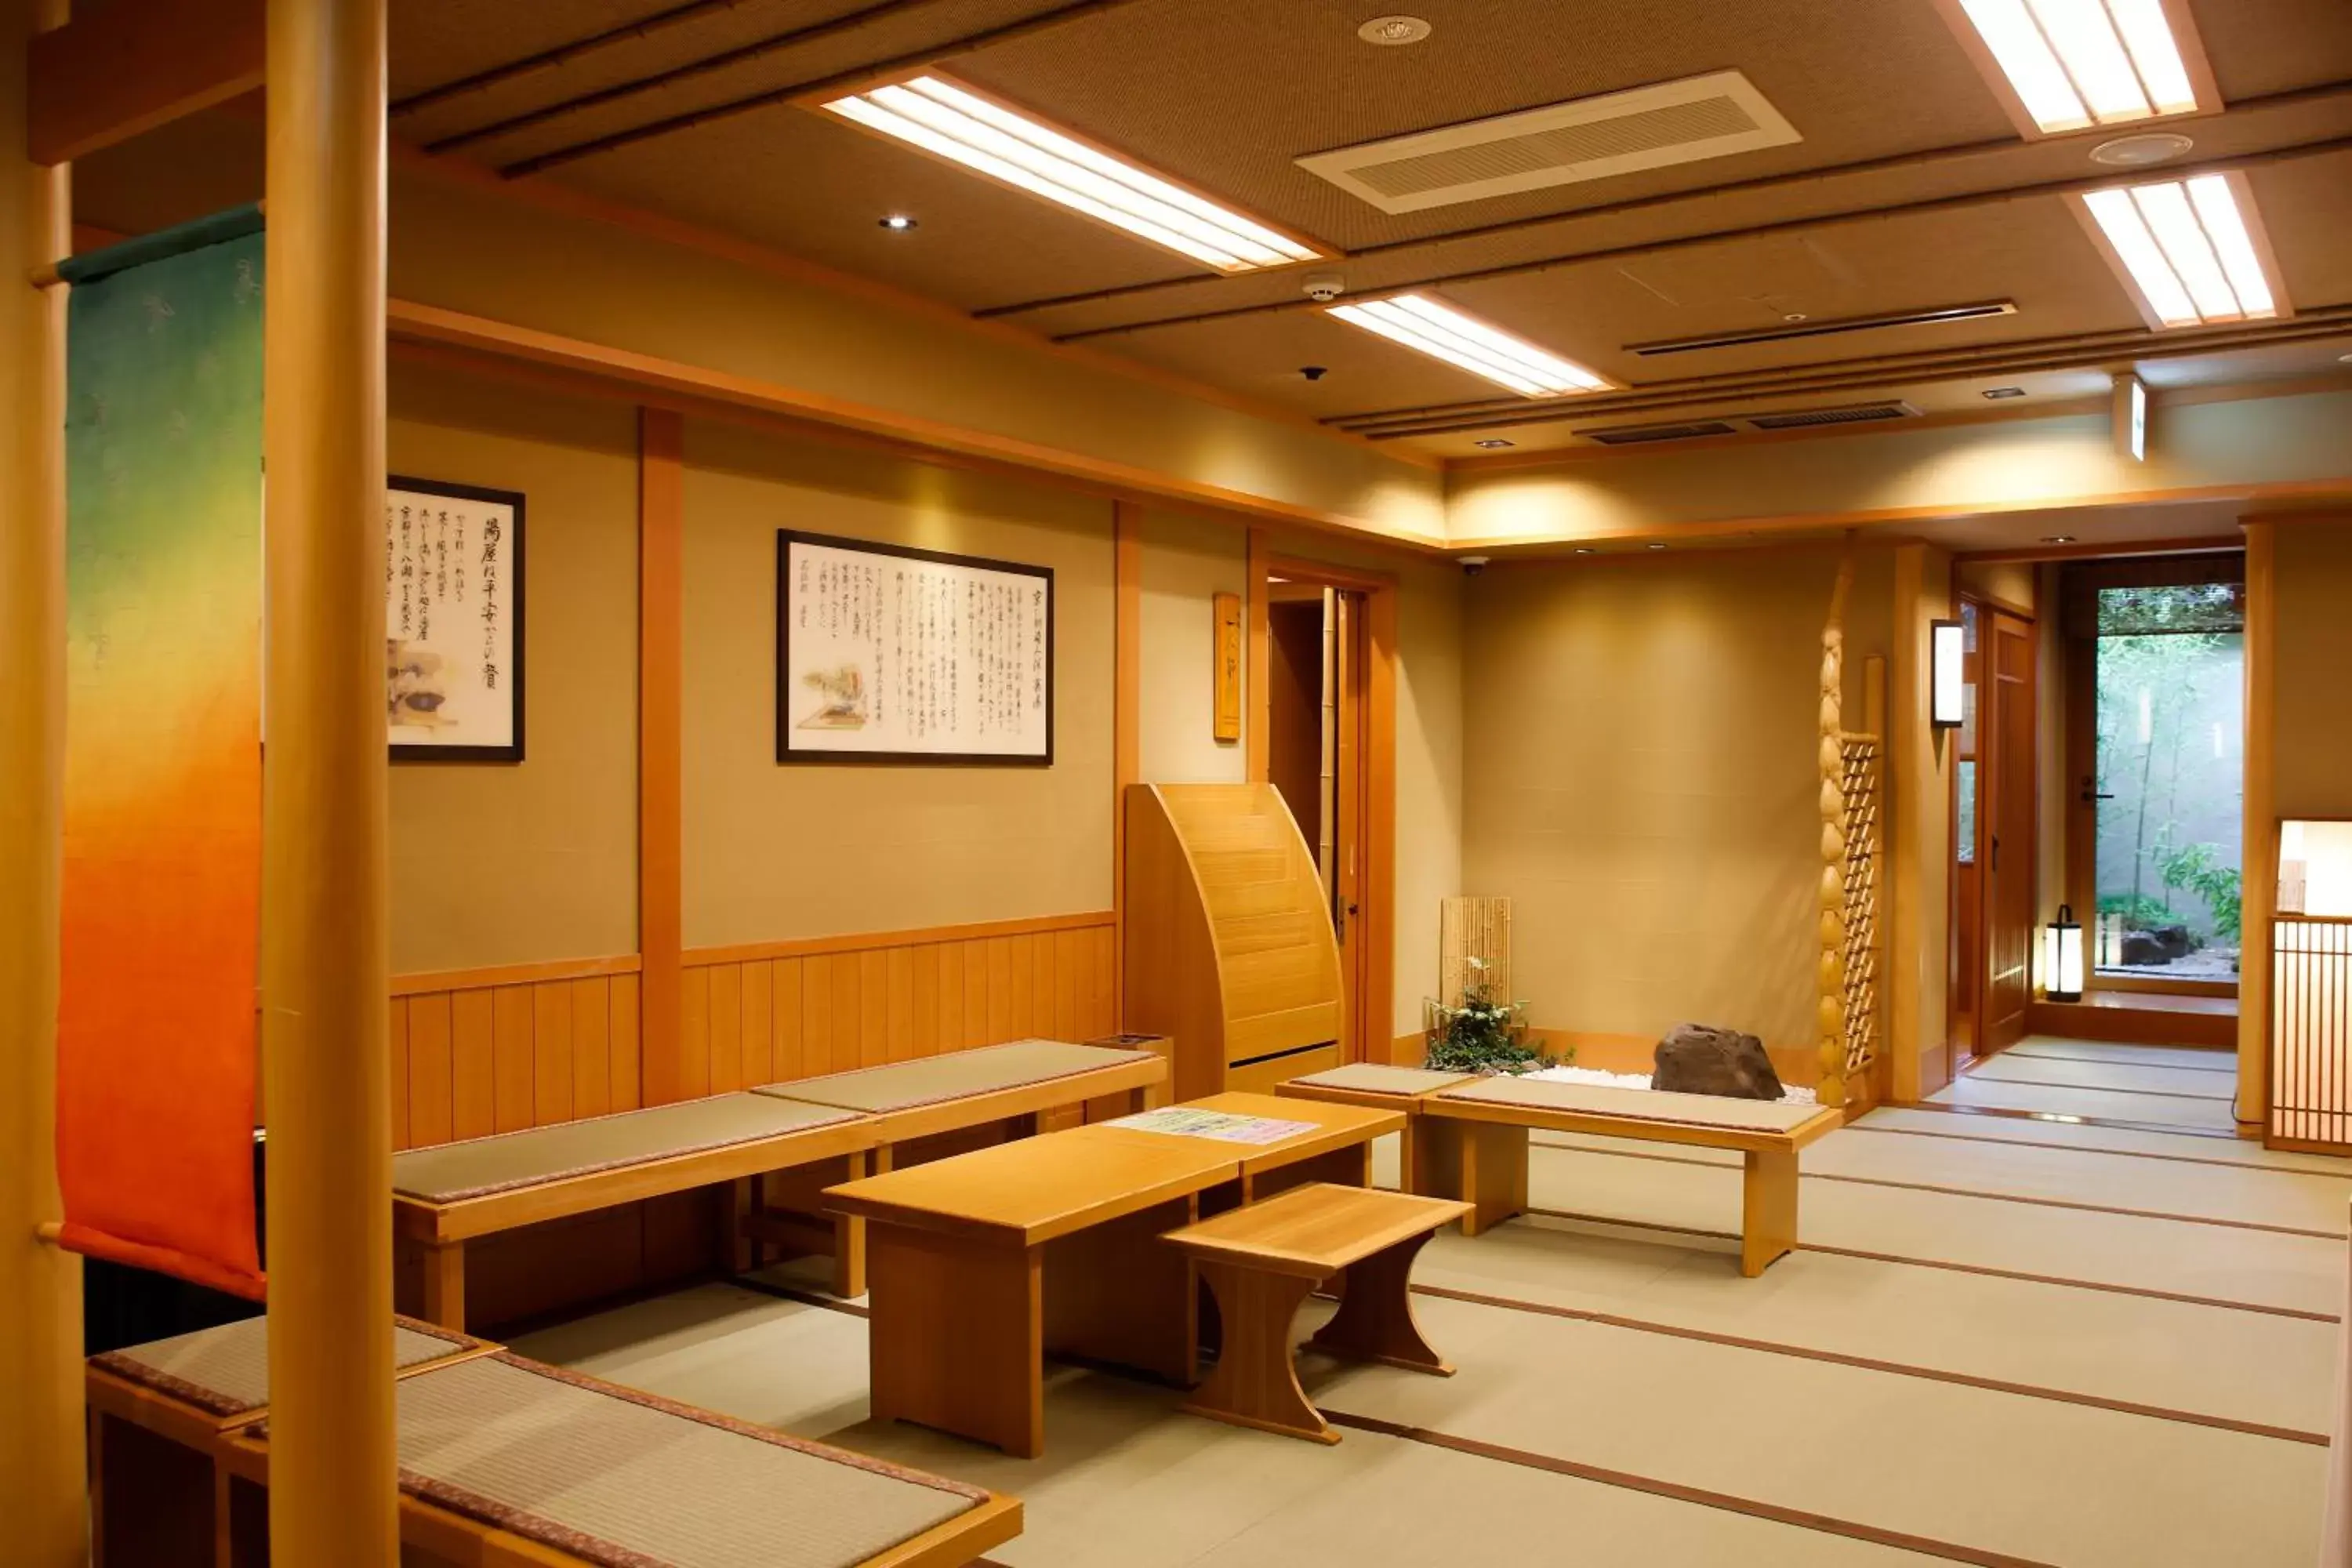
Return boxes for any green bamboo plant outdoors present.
[1423,956,1565,1076]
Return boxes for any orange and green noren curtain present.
[56,211,266,1298]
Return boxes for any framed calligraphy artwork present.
[777,530,1053,764]
[386,476,524,762]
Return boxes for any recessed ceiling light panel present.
[823,75,1320,273]
[1944,0,2209,135]
[2076,173,2285,328]
[1327,293,1610,397]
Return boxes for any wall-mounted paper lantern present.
[1931,619,1965,729]
[2045,905,2085,1004]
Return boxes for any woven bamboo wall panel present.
[1439,896,1511,1007]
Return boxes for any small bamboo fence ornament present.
[1439,897,1512,1009]
[1816,546,1886,1112]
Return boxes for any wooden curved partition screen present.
[1123,782,1345,1102]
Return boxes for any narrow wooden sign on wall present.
[1213,590,1243,743]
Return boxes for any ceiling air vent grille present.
[1745,401,1919,430]
[1297,71,1801,215]
[1579,419,1742,445]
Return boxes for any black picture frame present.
[776,528,1054,767]
[387,474,525,764]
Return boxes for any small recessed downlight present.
[878,214,919,231]
[2042,535,2079,544]
[1984,387,2027,399]
[1646,542,1668,551]
[1357,14,1432,45]
[2091,132,2195,168]
[1475,438,1515,448]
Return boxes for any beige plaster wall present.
[386,361,640,975]
[679,419,1115,948]
[1456,544,1889,1054]
[2274,519,2352,821]
[1138,508,1246,786]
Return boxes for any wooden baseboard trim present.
[1526,1137,2345,1239]
[390,953,642,996]
[684,910,1114,969]
[1407,1280,2326,1445]
[1316,1409,2060,1568]
[1522,1206,2337,1322]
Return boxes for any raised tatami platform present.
[508,1036,2347,1568]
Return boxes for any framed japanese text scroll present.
[386,475,525,762]
[777,530,1054,764]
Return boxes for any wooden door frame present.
[1977,601,2038,1058]
[1247,539,1398,1065]
[2060,552,2246,1001]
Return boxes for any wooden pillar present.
[1817,550,1856,1109]
[2239,517,2275,1134]
[637,408,684,1102]
[1888,543,1953,1102]
[0,3,87,1562]
[259,0,397,1561]
[1246,526,1270,782]
[1112,501,1140,1023]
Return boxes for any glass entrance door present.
[2089,580,2244,984]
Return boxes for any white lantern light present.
[1931,619,1965,729]
[2045,905,2085,1003]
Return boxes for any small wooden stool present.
[1163,1182,1470,1444]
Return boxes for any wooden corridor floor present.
[514,1037,2343,1568]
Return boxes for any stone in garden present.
[1652,1024,1784,1101]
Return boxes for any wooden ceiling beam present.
[26,0,263,165]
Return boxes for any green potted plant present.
[1423,957,1563,1076]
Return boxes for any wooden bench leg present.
[419,1240,466,1331]
[1303,1230,1452,1375]
[723,1178,755,1276]
[867,1224,1044,1458]
[833,1149,873,1298]
[1184,1261,1335,1444]
[1741,1147,1799,1277]
[1423,1120,1526,1236]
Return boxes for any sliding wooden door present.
[1980,608,2038,1054]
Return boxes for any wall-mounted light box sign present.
[1931,619,1966,728]
[2279,820,2352,918]
[2114,372,2148,461]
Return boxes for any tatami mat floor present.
[514,1036,2348,1568]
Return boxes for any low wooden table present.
[1276,1064,1475,1193]
[826,1128,1242,1458]
[1163,1183,1471,1445]
[1421,1077,1844,1275]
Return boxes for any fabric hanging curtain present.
[56,206,267,1298]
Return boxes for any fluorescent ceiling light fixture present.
[2079,174,2281,327]
[822,75,1318,274]
[1327,294,1609,397]
[1951,0,2202,133]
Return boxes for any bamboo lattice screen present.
[1439,897,1511,1008]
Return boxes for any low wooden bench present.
[1276,1063,1475,1192]
[1418,1076,1843,1276]
[392,1092,877,1330]
[746,1038,1166,1297]
[1162,1182,1470,1445]
[89,1316,1021,1568]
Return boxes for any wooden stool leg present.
[833,1149,873,1298]
[1303,1231,1452,1375]
[419,1239,466,1330]
[1184,1261,1335,1444]
[1742,1147,1799,1277]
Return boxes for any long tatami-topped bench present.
[1276,1063,1476,1192]
[745,1037,1166,1297]
[89,1316,1021,1568]
[1417,1076,1844,1276]
[393,1092,878,1330]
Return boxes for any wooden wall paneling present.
[938,944,967,1051]
[407,994,453,1149]
[571,977,611,1121]
[492,985,535,1131]
[859,950,891,1067]
[446,989,492,1142]
[832,954,862,1072]
[707,964,743,1093]
[802,956,835,1076]
[771,958,804,1081]
[638,407,685,1105]
[389,1000,412,1150]
[891,946,921,1063]
[677,966,711,1101]
[532,981,573,1127]
[610,973,642,1110]
[741,960,774,1087]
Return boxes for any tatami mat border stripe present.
[1316,1410,2061,1568]
[1520,1207,2343,1322]
[1406,1283,2328,1446]
[1842,1121,2347,1177]
[1891,1099,2243,1139]
[1526,1137,2351,1239]
[1957,1073,2237,1104]
[2005,1047,2238,1074]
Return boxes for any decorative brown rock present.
[1653,1024,1784,1101]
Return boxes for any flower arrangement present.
[1423,957,1563,1076]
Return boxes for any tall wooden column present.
[2238,517,2276,1134]
[260,0,397,1560]
[0,2,86,1562]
